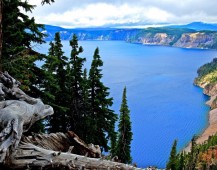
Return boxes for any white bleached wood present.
[7,143,140,170]
[0,72,53,162]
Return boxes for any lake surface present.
[35,41,217,168]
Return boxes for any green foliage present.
[110,126,117,158]
[3,0,118,156]
[80,68,90,140]
[195,58,217,86]
[0,0,57,133]
[166,140,178,170]
[88,47,117,152]
[42,32,69,133]
[115,87,132,164]
[41,0,55,5]
[176,152,185,170]
[40,34,117,153]
[2,0,45,69]
[197,58,217,77]
[1,0,48,100]
[67,34,86,135]
[167,134,217,170]
[188,136,199,170]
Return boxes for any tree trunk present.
[5,142,139,170]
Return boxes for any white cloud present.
[25,0,217,28]
[145,7,174,22]
[32,3,174,27]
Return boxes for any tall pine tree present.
[115,87,132,164]
[166,140,178,170]
[80,68,91,141]
[88,47,117,152]
[0,0,54,71]
[176,152,185,170]
[0,0,50,100]
[67,34,86,136]
[0,0,55,133]
[42,32,68,133]
[188,136,198,170]
[2,0,44,69]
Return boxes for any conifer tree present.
[41,0,55,5]
[42,32,68,132]
[0,0,49,101]
[0,0,54,71]
[80,68,91,141]
[166,140,178,170]
[177,152,185,170]
[115,87,132,164]
[0,0,55,134]
[88,47,117,152]
[67,34,86,135]
[188,136,198,170]
[2,0,45,70]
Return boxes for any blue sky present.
[27,0,217,28]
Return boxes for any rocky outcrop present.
[139,33,175,46]
[136,32,217,49]
[204,83,217,96]
[173,32,216,49]
[210,97,217,109]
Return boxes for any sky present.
[26,0,217,28]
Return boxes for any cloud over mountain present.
[27,0,217,28]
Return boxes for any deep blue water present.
[35,41,217,168]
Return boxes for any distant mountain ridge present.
[167,22,217,31]
[43,22,217,50]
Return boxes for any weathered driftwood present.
[21,131,101,158]
[0,72,54,162]
[5,142,138,170]
[0,99,53,161]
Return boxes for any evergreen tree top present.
[115,86,132,164]
[166,140,177,170]
[2,0,45,63]
[120,86,130,114]
[41,0,55,5]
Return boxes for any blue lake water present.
[35,41,217,168]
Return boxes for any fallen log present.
[21,131,101,158]
[4,142,140,170]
